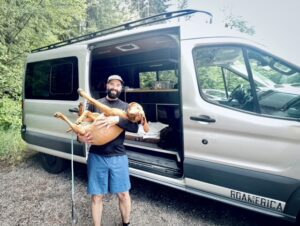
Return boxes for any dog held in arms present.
[54,88,149,145]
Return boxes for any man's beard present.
[107,88,121,99]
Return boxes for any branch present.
[7,0,44,51]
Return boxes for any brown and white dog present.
[54,88,149,145]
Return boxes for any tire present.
[39,153,67,174]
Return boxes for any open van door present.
[181,39,300,217]
[22,45,90,167]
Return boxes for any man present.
[78,75,138,226]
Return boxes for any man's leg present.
[110,155,131,224]
[91,194,104,226]
[117,191,131,225]
[87,154,109,225]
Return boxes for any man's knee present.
[91,194,104,204]
[117,191,130,202]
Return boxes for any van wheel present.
[40,153,67,174]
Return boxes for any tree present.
[0,0,86,99]
[176,0,188,10]
[85,0,170,34]
[126,0,169,18]
[224,13,255,35]
[85,0,137,33]
[0,0,86,129]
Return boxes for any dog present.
[54,88,149,145]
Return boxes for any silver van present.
[21,10,300,222]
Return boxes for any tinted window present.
[25,57,78,100]
[193,46,300,120]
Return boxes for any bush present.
[0,97,25,165]
[0,128,26,165]
[0,97,22,130]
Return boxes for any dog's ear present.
[142,115,149,133]
[78,102,84,116]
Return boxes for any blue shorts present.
[87,153,131,195]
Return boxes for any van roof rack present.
[32,9,213,53]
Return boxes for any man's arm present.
[118,117,139,133]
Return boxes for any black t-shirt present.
[88,97,138,156]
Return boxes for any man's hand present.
[94,116,120,129]
[77,131,93,144]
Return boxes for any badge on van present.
[230,190,285,212]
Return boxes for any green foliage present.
[85,0,170,33]
[0,0,86,91]
[198,67,224,90]
[0,0,86,129]
[224,14,255,35]
[0,58,23,101]
[127,0,169,18]
[176,0,189,10]
[0,128,26,165]
[159,70,178,85]
[0,0,87,50]
[140,72,157,89]
[86,0,133,32]
[0,97,22,130]
[139,70,178,89]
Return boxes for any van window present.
[50,63,74,94]
[25,57,78,100]
[139,71,156,89]
[193,46,300,120]
[139,69,178,89]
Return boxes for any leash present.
[71,133,78,225]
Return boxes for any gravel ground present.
[0,152,294,226]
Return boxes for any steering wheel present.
[228,84,247,104]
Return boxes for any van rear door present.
[22,45,90,160]
[181,39,300,215]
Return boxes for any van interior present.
[89,29,183,178]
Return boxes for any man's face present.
[106,79,122,99]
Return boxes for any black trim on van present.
[184,158,300,203]
[21,129,85,157]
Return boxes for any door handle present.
[190,115,216,123]
[69,107,79,113]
